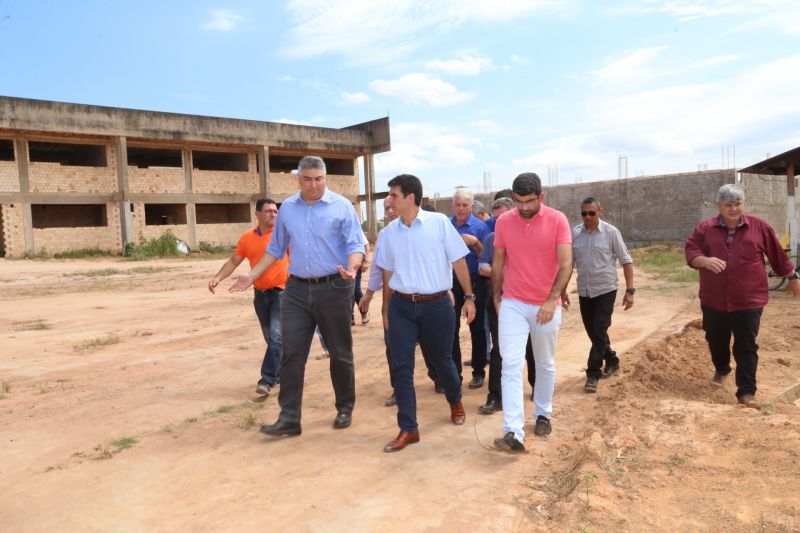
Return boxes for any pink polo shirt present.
[494,204,572,306]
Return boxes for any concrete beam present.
[0,96,390,155]
[22,203,34,256]
[258,146,270,199]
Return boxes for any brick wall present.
[0,160,18,192]
[28,141,117,193]
[32,202,121,254]
[193,154,259,194]
[196,221,255,246]
[130,201,191,244]
[269,172,358,198]
[1,203,24,257]
[129,166,185,193]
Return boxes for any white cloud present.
[201,10,245,31]
[272,118,311,126]
[685,54,741,70]
[374,122,480,183]
[281,0,573,64]
[425,54,494,76]
[644,0,768,21]
[370,73,474,107]
[340,91,370,104]
[510,54,532,64]
[590,45,669,87]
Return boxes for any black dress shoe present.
[478,397,502,415]
[333,411,352,429]
[468,375,485,389]
[259,421,301,437]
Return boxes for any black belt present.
[289,273,340,284]
[394,291,449,302]
[254,287,283,293]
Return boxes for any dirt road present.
[1,257,797,531]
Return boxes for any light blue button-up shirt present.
[375,208,469,294]
[267,188,365,278]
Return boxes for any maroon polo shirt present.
[685,214,794,312]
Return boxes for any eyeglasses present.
[580,210,597,217]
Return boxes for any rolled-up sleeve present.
[266,212,289,259]
[443,220,470,263]
[478,233,494,270]
[367,231,386,291]
[611,228,632,265]
[342,205,367,258]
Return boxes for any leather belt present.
[254,287,283,293]
[394,291,449,302]
[289,273,340,284]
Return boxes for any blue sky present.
[2,0,799,196]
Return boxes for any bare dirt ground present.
[1,256,798,532]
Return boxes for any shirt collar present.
[582,219,605,233]
[295,187,333,206]
[451,213,478,228]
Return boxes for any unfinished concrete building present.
[0,96,390,258]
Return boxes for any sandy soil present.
[0,256,798,532]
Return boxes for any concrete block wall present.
[28,141,117,193]
[130,201,191,244]
[32,202,121,254]
[740,172,800,237]
[1,203,24,257]
[0,160,18,192]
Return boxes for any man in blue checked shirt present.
[230,155,365,437]
[376,174,476,453]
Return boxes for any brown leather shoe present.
[383,431,420,452]
[711,372,727,387]
[450,401,465,425]
[737,394,758,408]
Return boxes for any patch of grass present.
[132,330,154,337]
[14,319,51,331]
[53,248,114,259]
[124,232,181,261]
[1,380,10,393]
[241,413,258,430]
[631,243,697,283]
[670,454,687,466]
[183,416,198,424]
[64,268,123,278]
[110,436,137,450]
[73,334,121,352]
[759,403,775,415]
[215,405,234,414]
[197,241,230,254]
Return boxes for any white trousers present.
[499,297,561,442]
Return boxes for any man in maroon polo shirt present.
[685,183,799,407]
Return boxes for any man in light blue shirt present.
[230,155,365,437]
[376,174,476,453]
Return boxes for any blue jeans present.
[388,293,462,433]
[253,288,282,385]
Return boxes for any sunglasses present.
[580,210,597,217]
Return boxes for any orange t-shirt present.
[234,227,289,290]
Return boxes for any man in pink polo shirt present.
[491,172,572,453]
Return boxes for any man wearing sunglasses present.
[565,197,634,394]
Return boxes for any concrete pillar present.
[114,137,133,249]
[788,163,797,258]
[258,146,270,199]
[183,148,197,249]
[364,154,377,243]
[14,137,34,255]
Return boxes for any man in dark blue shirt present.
[450,186,490,388]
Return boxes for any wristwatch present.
[464,293,477,301]
[788,272,800,280]
[625,288,636,294]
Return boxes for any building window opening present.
[196,203,251,224]
[0,140,14,161]
[32,204,108,228]
[128,147,182,168]
[28,141,107,167]
[192,150,248,172]
[144,204,187,225]
[268,154,353,175]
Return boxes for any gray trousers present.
[277,275,356,424]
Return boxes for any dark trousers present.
[277,276,356,424]
[353,268,364,319]
[486,285,534,402]
[702,306,763,397]
[388,293,462,433]
[383,329,393,388]
[253,288,282,385]
[452,272,488,379]
[579,290,619,379]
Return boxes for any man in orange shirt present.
[208,198,289,395]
